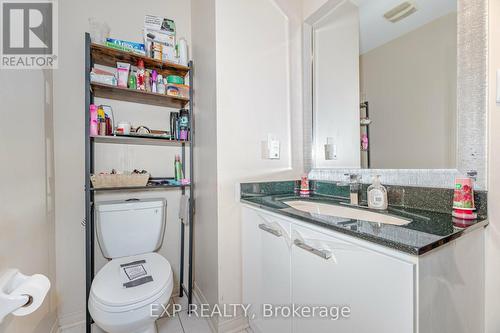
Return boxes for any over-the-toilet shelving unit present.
[84,33,194,333]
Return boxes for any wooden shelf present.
[91,82,189,108]
[90,43,189,77]
[91,135,188,146]
[91,183,190,192]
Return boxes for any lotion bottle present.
[367,175,388,210]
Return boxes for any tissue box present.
[106,38,146,55]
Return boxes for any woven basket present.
[90,173,150,188]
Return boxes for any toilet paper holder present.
[0,269,50,323]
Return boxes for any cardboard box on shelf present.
[144,15,177,62]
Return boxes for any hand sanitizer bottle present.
[368,175,388,210]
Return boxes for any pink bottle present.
[361,134,369,151]
[90,104,98,136]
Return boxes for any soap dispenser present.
[367,175,388,210]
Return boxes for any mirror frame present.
[303,0,488,190]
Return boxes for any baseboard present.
[193,282,249,333]
[59,321,85,333]
[50,317,60,333]
[193,282,218,332]
[58,310,85,332]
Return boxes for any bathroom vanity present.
[240,186,487,333]
[240,0,489,332]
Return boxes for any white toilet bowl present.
[89,252,173,333]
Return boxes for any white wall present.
[486,0,500,332]
[190,0,220,318]
[53,0,191,329]
[360,13,457,169]
[313,1,360,168]
[183,0,305,331]
[0,69,57,332]
[213,0,304,329]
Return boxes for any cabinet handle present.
[258,224,282,237]
[294,239,332,260]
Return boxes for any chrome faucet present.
[338,173,362,205]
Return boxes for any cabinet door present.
[242,207,292,333]
[291,224,414,333]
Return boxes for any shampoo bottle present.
[367,175,388,210]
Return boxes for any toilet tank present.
[95,198,166,259]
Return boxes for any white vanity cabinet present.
[242,205,485,333]
[242,207,292,333]
[291,223,414,333]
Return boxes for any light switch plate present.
[325,137,337,160]
[325,143,337,160]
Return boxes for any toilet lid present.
[91,252,172,309]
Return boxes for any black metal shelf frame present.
[360,101,371,168]
[84,33,194,333]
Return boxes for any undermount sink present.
[283,200,411,226]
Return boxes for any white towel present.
[179,195,190,225]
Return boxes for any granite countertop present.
[241,193,488,255]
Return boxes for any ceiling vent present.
[383,1,418,23]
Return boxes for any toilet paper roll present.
[10,274,50,317]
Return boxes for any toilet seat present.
[90,252,172,313]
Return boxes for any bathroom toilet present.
[89,199,172,333]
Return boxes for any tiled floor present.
[83,295,252,333]
[157,296,252,333]
[157,296,212,333]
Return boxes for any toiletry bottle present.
[136,59,145,90]
[157,75,165,94]
[179,109,189,140]
[128,70,137,89]
[151,70,158,93]
[174,155,184,181]
[90,104,98,136]
[299,175,310,197]
[349,174,361,205]
[170,112,179,140]
[361,134,369,151]
[367,175,388,210]
[145,70,151,92]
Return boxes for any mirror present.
[312,0,457,169]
